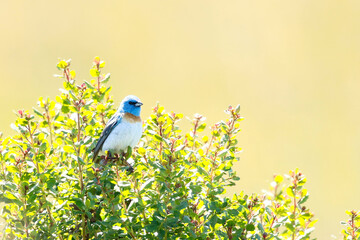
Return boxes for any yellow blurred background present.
[1,0,360,238]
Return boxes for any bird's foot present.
[117,152,124,161]
[105,151,112,160]
[100,155,108,165]
[104,151,120,163]
[105,153,120,164]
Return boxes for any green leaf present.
[72,197,85,211]
[70,70,76,79]
[61,105,70,113]
[46,178,56,190]
[175,201,188,211]
[17,118,28,126]
[84,80,95,89]
[285,222,295,231]
[218,149,229,157]
[33,108,44,118]
[245,224,255,231]
[99,61,106,68]
[140,178,154,193]
[153,134,163,142]
[286,187,295,198]
[257,223,265,233]
[235,104,241,113]
[90,69,100,77]
[299,195,309,204]
[39,142,47,152]
[63,145,74,153]
[196,166,209,176]
[274,175,284,183]
[6,165,19,173]
[57,60,68,69]
[2,191,23,206]
[197,123,206,132]
[232,176,240,181]
[117,181,131,187]
[102,73,110,83]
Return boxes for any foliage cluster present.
[0,58,357,239]
[341,211,360,240]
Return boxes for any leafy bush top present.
[0,58,356,239]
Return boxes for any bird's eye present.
[129,101,136,105]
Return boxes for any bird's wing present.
[92,113,123,162]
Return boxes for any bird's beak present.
[135,102,143,107]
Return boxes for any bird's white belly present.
[102,120,142,153]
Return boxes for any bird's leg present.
[114,153,120,161]
[104,151,112,165]
[106,151,112,159]
[119,151,126,163]
[118,151,129,167]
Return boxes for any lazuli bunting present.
[92,95,143,163]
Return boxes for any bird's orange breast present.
[123,112,142,123]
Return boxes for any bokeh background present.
[1,0,360,238]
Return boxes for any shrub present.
[341,210,360,240]
[0,57,353,239]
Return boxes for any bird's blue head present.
[119,95,143,116]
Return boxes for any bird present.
[92,95,143,163]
